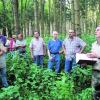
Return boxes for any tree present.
[12,0,20,35]
[74,0,81,35]
[34,0,39,32]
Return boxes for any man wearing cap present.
[48,31,62,73]
[30,31,46,67]
[87,26,100,100]
[63,30,86,73]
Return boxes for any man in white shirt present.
[87,26,100,100]
[29,31,45,67]
[16,33,26,55]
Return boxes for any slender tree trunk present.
[34,0,39,31]
[1,0,7,35]
[40,0,45,37]
[12,0,20,35]
[96,3,100,26]
[74,0,81,35]
[48,0,51,35]
[59,0,63,33]
[71,0,75,30]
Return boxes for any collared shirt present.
[16,39,26,53]
[29,37,45,56]
[16,39,26,47]
[0,35,6,45]
[63,37,86,60]
[92,41,100,71]
[48,39,62,53]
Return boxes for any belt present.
[50,52,59,54]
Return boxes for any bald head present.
[52,31,58,39]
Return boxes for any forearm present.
[48,50,51,58]
[30,49,33,57]
[93,52,100,58]
[80,46,86,53]
[0,50,3,56]
[59,49,63,54]
[62,46,66,55]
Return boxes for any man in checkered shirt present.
[63,30,86,73]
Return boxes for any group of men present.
[30,30,86,73]
[29,26,100,99]
[0,26,100,99]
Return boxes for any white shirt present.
[29,37,45,56]
[5,39,10,46]
[91,41,100,57]
[16,39,26,47]
[92,41,100,70]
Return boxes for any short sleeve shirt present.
[63,37,86,60]
[0,35,6,45]
[16,39,26,52]
[16,39,26,47]
[0,43,6,68]
[91,41,100,70]
[29,37,45,56]
[48,39,62,53]
[91,41,100,57]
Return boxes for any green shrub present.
[0,34,94,100]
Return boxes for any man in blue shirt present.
[48,31,62,73]
[0,31,6,46]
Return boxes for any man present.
[63,30,86,73]
[48,31,62,73]
[0,42,8,87]
[87,26,100,100]
[29,31,45,67]
[16,33,26,55]
[0,30,6,46]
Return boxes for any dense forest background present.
[0,0,100,37]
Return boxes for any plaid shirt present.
[63,37,86,60]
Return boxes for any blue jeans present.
[34,55,43,67]
[48,54,60,73]
[0,67,8,87]
[65,58,76,73]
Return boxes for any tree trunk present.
[40,0,45,37]
[34,0,39,32]
[74,0,81,35]
[71,0,75,30]
[12,0,20,35]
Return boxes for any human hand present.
[87,53,97,58]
